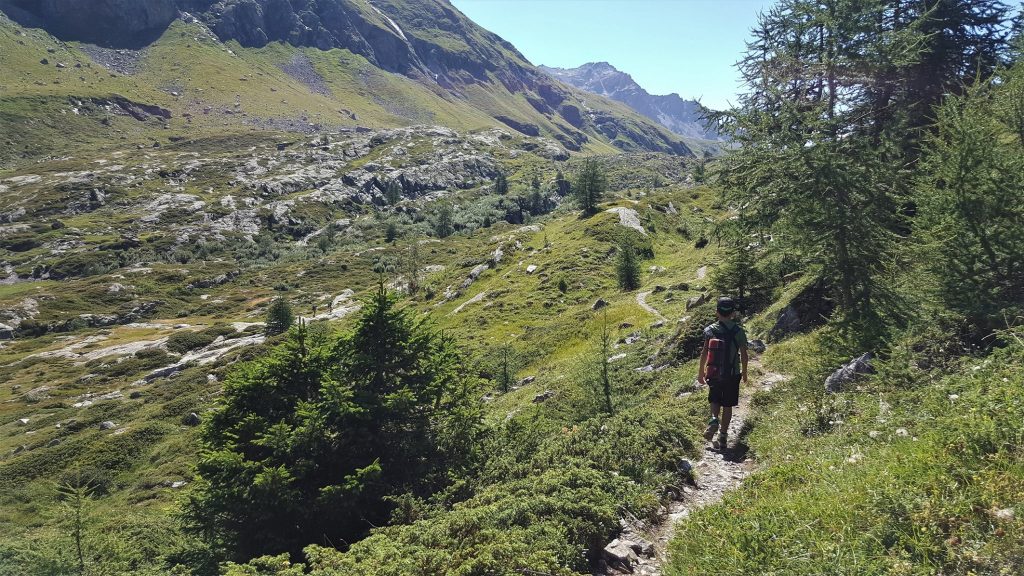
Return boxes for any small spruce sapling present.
[265,298,295,336]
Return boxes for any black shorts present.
[708,374,741,407]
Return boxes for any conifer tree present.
[572,159,606,215]
[616,241,641,291]
[717,0,919,334]
[264,298,294,336]
[384,180,403,205]
[434,203,455,238]
[554,169,571,196]
[494,172,508,195]
[184,285,481,561]
[916,69,1024,332]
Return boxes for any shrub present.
[616,242,641,291]
[166,331,216,354]
[182,286,483,562]
[264,298,294,336]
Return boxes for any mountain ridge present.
[540,61,723,142]
[0,0,697,160]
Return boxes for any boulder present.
[532,390,555,403]
[685,293,708,310]
[17,418,30,426]
[182,412,201,427]
[603,538,639,568]
[98,421,117,431]
[748,339,767,353]
[824,353,874,393]
[769,306,801,340]
[517,375,536,387]
[14,0,178,46]
[592,298,609,311]
[767,279,834,342]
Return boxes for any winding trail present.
[636,291,666,322]
[606,359,790,576]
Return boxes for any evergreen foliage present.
[264,298,294,336]
[493,172,509,195]
[554,169,571,197]
[916,67,1024,332]
[434,203,455,238]
[384,180,403,206]
[572,159,606,215]
[183,285,482,562]
[716,0,948,338]
[711,246,760,302]
[615,241,641,291]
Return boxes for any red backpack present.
[705,323,740,380]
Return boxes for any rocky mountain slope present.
[0,0,696,165]
[541,61,723,141]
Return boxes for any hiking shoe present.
[703,418,719,441]
[715,432,729,450]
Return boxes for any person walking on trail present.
[697,297,748,449]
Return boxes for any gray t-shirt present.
[704,320,748,374]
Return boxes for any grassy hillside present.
[0,12,697,170]
[667,330,1024,575]
[0,135,722,574]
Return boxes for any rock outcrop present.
[3,0,177,46]
[825,353,875,393]
[541,61,726,141]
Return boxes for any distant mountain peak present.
[539,62,724,141]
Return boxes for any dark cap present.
[717,297,737,315]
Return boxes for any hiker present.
[697,297,748,449]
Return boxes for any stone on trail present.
[748,339,767,353]
[603,538,639,566]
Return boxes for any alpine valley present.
[1,1,1022,576]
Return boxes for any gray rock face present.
[541,62,725,141]
[825,353,874,393]
[5,0,178,46]
[532,390,555,403]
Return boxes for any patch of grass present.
[666,332,1024,576]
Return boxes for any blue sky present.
[450,0,773,110]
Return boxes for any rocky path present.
[601,360,790,576]
[636,290,666,322]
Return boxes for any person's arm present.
[697,338,709,385]
[740,346,749,384]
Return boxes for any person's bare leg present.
[720,406,733,436]
[704,403,722,440]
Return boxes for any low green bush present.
[166,331,217,354]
